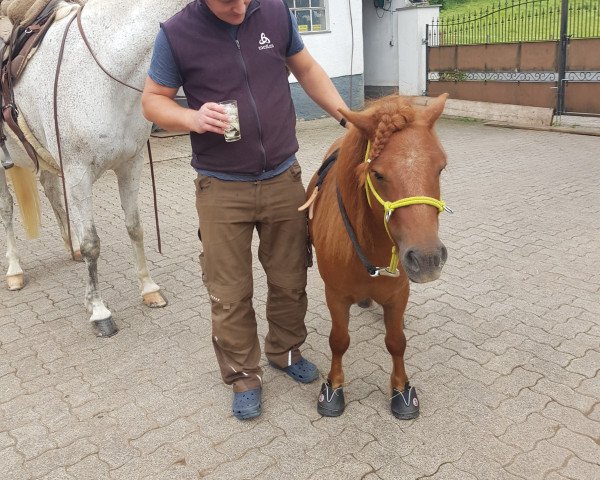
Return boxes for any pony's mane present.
[326,96,416,264]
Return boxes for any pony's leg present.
[39,170,82,260]
[383,297,420,420]
[0,167,24,290]
[67,175,116,337]
[317,286,352,417]
[113,157,166,308]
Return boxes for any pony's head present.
[340,94,449,283]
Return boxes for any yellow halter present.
[363,140,449,277]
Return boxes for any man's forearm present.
[142,93,194,132]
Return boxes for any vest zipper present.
[235,38,268,173]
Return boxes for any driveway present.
[1,117,599,479]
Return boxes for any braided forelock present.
[368,102,415,161]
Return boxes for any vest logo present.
[258,32,274,50]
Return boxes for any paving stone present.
[25,438,98,478]
[130,417,196,455]
[455,450,523,480]
[11,422,57,460]
[200,448,275,480]
[542,402,600,439]
[490,367,543,398]
[500,412,560,452]
[0,446,25,473]
[446,355,501,386]
[496,388,552,424]
[109,444,186,480]
[566,350,600,378]
[505,440,572,480]
[531,378,596,415]
[559,456,600,480]
[548,427,600,466]
[65,454,111,479]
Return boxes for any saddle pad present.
[3,0,49,26]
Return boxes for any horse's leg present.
[39,170,82,261]
[317,286,352,417]
[383,295,420,420]
[0,167,24,290]
[113,157,166,308]
[67,175,117,337]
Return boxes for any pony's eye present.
[372,170,384,181]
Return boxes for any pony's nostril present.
[405,250,420,273]
[440,246,448,265]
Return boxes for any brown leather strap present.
[147,140,162,254]
[53,12,78,260]
[1,66,39,171]
[76,7,142,93]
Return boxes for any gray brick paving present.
[1,117,599,479]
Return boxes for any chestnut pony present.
[304,94,449,419]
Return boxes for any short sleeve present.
[147,29,183,88]
[286,9,305,57]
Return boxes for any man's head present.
[204,0,251,25]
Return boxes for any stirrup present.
[1,140,14,169]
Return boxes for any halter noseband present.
[363,140,451,277]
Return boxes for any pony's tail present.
[7,166,41,239]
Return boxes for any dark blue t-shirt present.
[149,9,304,88]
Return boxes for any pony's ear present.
[339,107,377,135]
[422,93,448,126]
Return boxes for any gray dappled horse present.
[0,0,190,335]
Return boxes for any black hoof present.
[391,382,419,420]
[357,298,372,308]
[317,381,345,417]
[93,317,118,337]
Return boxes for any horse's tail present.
[6,166,41,239]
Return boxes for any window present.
[286,0,328,33]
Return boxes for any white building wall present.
[289,0,365,117]
[289,0,364,82]
[363,1,440,96]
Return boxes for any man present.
[141,0,349,420]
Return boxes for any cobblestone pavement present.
[1,117,599,480]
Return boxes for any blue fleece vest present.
[161,0,298,175]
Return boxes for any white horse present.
[0,0,189,336]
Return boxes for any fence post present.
[425,23,430,96]
[556,0,569,114]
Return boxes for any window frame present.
[286,0,329,34]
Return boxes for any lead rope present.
[53,11,78,260]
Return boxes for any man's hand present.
[188,102,230,135]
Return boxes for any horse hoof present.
[93,317,118,337]
[6,273,25,291]
[357,298,372,308]
[143,291,168,308]
[317,381,345,417]
[391,383,419,420]
[72,250,84,262]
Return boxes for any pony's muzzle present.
[402,243,447,283]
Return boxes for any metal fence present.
[428,0,600,45]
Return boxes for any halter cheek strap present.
[363,140,451,277]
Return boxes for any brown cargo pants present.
[195,161,308,393]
